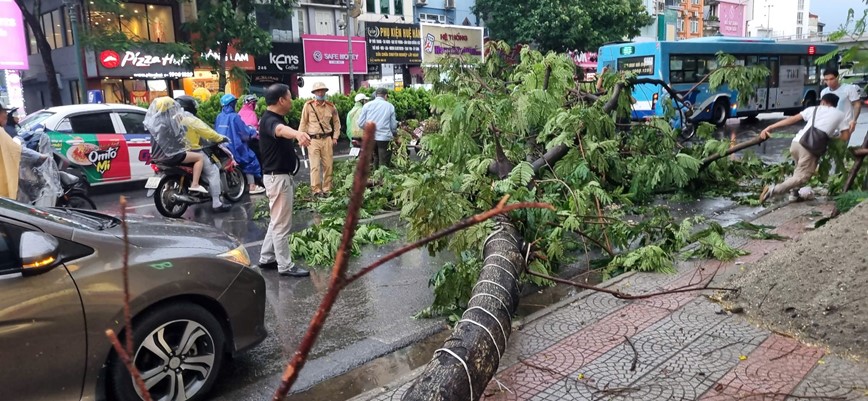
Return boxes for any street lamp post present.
[63,0,87,104]
[765,2,774,38]
[346,0,355,92]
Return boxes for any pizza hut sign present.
[97,48,193,79]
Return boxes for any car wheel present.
[155,176,188,218]
[711,100,729,126]
[223,169,247,203]
[110,303,225,401]
[65,194,97,210]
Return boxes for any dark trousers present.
[374,140,391,169]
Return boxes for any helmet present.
[243,94,257,104]
[220,94,238,107]
[175,95,198,115]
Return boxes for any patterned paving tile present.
[497,330,560,373]
[517,307,607,344]
[699,334,824,400]
[791,354,868,400]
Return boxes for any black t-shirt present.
[259,110,299,175]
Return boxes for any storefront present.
[365,22,422,90]
[301,34,367,94]
[88,47,193,105]
[182,44,255,98]
[251,42,305,97]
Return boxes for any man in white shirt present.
[759,93,852,204]
[820,68,861,135]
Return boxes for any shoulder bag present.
[799,106,831,157]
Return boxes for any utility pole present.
[63,0,87,103]
[346,0,355,92]
[765,1,773,38]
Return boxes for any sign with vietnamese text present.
[617,56,654,76]
[419,24,484,65]
[302,35,367,74]
[255,42,304,73]
[366,22,422,65]
[0,0,29,70]
[96,47,193,79]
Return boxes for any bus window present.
[805,56,819,85]
[769,58,780,87]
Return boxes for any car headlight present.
[217,245,251,267]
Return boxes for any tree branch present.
[526,270,737,300]
[700,136,767,169]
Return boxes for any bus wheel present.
[712,100,729,126]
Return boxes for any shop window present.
[69,112,115,133]
[89,3,175,42]
[118,112,147,134]
[380,0,389,15]
[27,26,38,55]
[367,0,375,13]
[255,5,294,42]
[65,8,74,45]
[69,80,81,105]
[146,5,174,43]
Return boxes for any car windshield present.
[18,111,55,131]
[0,198,120,231]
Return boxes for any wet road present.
[87,110,868,400]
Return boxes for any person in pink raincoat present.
[239,95,265,188]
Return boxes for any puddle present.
[285,330,450,401]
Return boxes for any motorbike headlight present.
[217,245,251,267]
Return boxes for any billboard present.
[718,0,746,37]
[0,0,29,70]
[302,34,367,74]
[419,24,484,65]
[365,22,422,65]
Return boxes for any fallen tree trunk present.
[402,217,524,401]
[700,136,767,169]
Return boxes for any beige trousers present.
[772,141,819,197]
[308,137,334,193]
[260,174,294,271]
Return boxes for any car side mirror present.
[19,232,61,275]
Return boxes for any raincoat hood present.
[222,104,237,114]
[239,102,259,129]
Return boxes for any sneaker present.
[279,263,310,277]
[759,184,773,205]
[255,261,278,270]
[250,185,266,195]
[189,185,209,194]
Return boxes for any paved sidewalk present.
[353,201,868,401]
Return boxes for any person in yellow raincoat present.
[1,103,48,200]
[175,96,232,212]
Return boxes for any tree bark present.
[218,41,229,92]
[700,136,768,169]
[843,136,868,192]
[15,0,63,106]
[402,217,523,401]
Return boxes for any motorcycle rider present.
[216,94,265,195]
[143,97,208,194]
[175,96,232,213]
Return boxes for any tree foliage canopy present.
[472,0,653,52]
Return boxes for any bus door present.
[777,55,806,109]
[741,55,768,113]
[761,56,780,109]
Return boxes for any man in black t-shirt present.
[256,84,312,277]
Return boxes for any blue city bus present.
[597,37,838,125]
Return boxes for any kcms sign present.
[255,42,305,74]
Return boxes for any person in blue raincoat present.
[215,94,265,195]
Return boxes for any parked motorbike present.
[146,143,247,218]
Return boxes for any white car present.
[18,104,153,186]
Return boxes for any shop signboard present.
[254,42,305,73]
[199,47,254,70]
[0,0,29,70]
[302,34,367,74]
[419,23,484,65]
[365,22,422,65]
[96,47,193,79]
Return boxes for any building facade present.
[704,0,746,37]
[747,0,811,39]
[413,0,478,26]
[677,0,704,39]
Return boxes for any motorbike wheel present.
[154,176,189,218]
[224,169,248,202]
[63,194,97,210]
